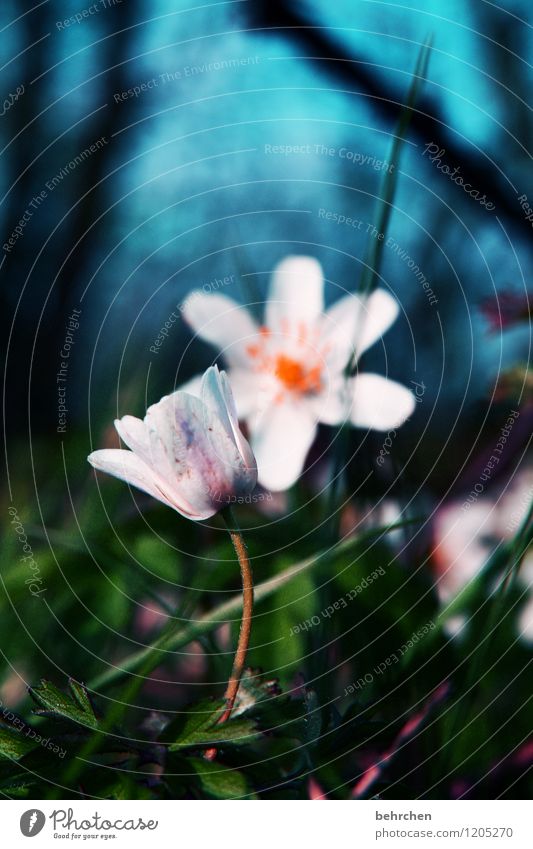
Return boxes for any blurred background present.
[0,0,531,799]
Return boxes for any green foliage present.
[0,726,36,761]
[30,679,99,730]
[0,493,530,800]
[188,759,254,799]
[168,700,260,750]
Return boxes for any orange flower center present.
[274,354,322,394]
[246,324,327,399]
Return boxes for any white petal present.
[87,449,175,509]
[114,415,150,458]
[250,401,318,491]
[182,292,258,367]
[356,290,400,356]
[178,368,263,421]
[321,293,363,370]
[320,289,399,369]
[432,500,495,603]
[349,374,415,430]
[200,365,232,424]
[518,596,533,644]
[200,366,257,477]
[224,368,264,419]
[310,375,351,425]
[148,391,256,509]
[175,373,203,398]
[266,256,324,333]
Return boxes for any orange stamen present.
[274,354,322,394]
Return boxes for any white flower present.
[433,467,533,641]
[88,366,257,520]
[181,256,415,491]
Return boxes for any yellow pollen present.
[274,354,322,394]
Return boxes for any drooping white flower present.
[181,256,415,491]
[88,366,257,520]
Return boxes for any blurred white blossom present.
[181,256,415,490]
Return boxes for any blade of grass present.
[356,34,433,302]
[327,36,434,530]
[87,519,420,692]
[52,517,420,794]
[439,497,532,773]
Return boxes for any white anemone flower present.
[88,366,257,520]
[433,468,533,642]
[181,256,415,491]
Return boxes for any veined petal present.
[200,364,233,429]
[176,368,261,421]
[250,401,318,491]
[349,373,416,430]
[87,449,175,510]
[88,447,216,519]
[148,390,256,509]
[89,366,258,521]
[182,292,258,367]
[175,373,203,399]
[114,415,151,459]
[200,366,257,479]
[218,370,256,475]
[266,256,324,333]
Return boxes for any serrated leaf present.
[189,758,253,799]
[169,717,259,750]
[68,680,95,713]
[30,679,99,730]
[165,698,224,739]
[0,726,36,761]
[3,783,31,798]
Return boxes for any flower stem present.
[205,507,253,759]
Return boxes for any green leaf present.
[0,769,34,797]
[165,698,223,739]
[0,726,36,761]
[169,715,259,750]
[3,784,31,798]
[30,679,99,730]
[189,758,254,799]
[68,680,96,714]
[166,698,260,750]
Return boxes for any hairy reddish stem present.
[205,510,253,760]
